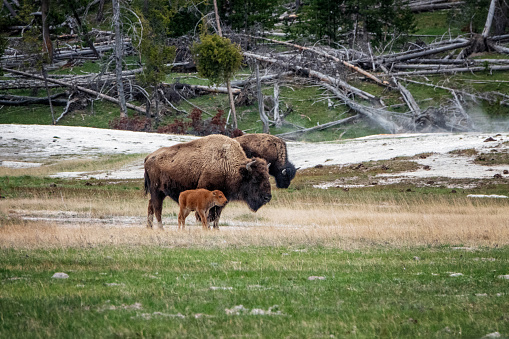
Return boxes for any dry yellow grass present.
[2,195,508,250]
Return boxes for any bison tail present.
[144,170,150,196]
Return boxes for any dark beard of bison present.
[236,163,272,211]
[239,182,271,211]
[273,162,297,189]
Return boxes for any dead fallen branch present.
[243,35,389,87]
[275,115,359,140]
[243,52,377,102]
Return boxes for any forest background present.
[0,0,508,141]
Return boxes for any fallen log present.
[378,40,471,64]
[405,58,509,65]
[167,83,241,95]
[0,92,67,106]
[384,64,509,76]
[230,71,294,87]
[355,39,470,66]
[0,98,67,106]
[409,1,464,12]
[0,74,137,90]
[490,44,509,55]
[2,67,146,114]
[275,115,359,139]
[320,83,401,133]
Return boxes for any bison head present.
[238,158,272,211]
[211,190,228,207]
[273,161,297,189]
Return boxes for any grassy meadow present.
[1,8,509,337]
[1,156,509,338]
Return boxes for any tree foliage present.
[285,0,415,47]
[191,34,243,87]
[218,0,285,32]
[448,0,509,35]
[134,11,176,90]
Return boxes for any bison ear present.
[212,191,217,196]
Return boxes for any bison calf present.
[178,189,228,230]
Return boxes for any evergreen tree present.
[448,0,508,35]
[218,0,285,32]
[134,9,176,121]
[191,34,243,128]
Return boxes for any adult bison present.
[144,135,272,229]
[235,134,297,188]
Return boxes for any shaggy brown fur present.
[235,134,297,188]
[144,135,272,230]
[178,189,227,230]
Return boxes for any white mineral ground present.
[1,124,508,181]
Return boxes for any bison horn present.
[282,169,286,175]
[246,160,257,172]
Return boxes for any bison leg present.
[178,208,190,230]
[148,192,165,230]
[147,199,155,228]
[209,206,224,230]
[198,210,209,230]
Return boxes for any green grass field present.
[1,245,508,338]
[1,160,509,338]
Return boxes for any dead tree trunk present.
[96,0,105,22]
[482,0,498,38]
[213,0,222,37]
[112,0,127,118]
[273,82,282,128]
[226,80,238,130]
[41,0,53,63]
[256,63,269,133]
[41,64,56,124]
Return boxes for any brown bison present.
[235,134,297,188]
[178,189,228,230]
[144,135,272,229]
